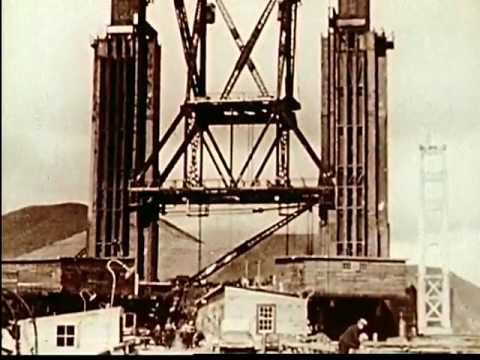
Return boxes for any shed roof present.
[196,285,302,306]
[275,255,406,264]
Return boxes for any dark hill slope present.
[1,203,201,280]
[2,203,87,259]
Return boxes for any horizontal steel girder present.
[183,97,276,125]
[129,186,334,206]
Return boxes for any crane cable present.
[248,124,253,179]
[307,208,313,255]
[198,215,202,272]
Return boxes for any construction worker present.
[186,320,196,348]
[179,320,196,349]
[164,318,176,348]
[338,318,368,354]
[153,323,162,345]
[193,329,205,348]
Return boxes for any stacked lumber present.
[358,335,480,354]
[281,333,337,353]
[280,341,337,354]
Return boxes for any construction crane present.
[165,200,316,322]
[190,200,316,283]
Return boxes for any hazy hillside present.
[2,203,87,259]
[449,272,480,335]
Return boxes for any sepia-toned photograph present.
[2,0,479,355]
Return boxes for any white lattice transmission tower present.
[417,135,452,335]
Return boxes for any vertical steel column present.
[338,33,349,255]
[199,0,207,97]
[320,1,392,258]
[120,41,136,257]
[330,29,340,257]
[351,36,358,256]
[321,28,340,257]
[133,24,148,279]
[101,47,113,257]
[377,37,390,257]
[110,39,121,257]
[330,30,338,170]
[320,36,330,172]
[276,0,299,187]
[143,40,161,281]
[365,32,378,257]
[184,0,206,188]
[357,37,367,256]
[88,42,102,257]
[319,36,330,256]
[284,1,296,99]
[199,0,207,187]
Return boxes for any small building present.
[1,257,135,315]
[195,286,308,346]
[275,256,407,298]
[2,257,135,297]
[2,307,127,355]
[275,256,412,340]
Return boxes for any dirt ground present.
[127,335,480,355]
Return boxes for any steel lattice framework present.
[87,0,335,282]
[88,0,334,281]
[417,142,452,335]
[132,0,331,195]
[88,0,394,283]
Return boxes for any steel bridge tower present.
[417,139,452,335]
[320,0,394,258]
[88,0,335,284]
[87,0,397,287]
[87,0,161,281]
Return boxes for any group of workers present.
[148,315,370,353]
[152,318,205,350]
[181,321,206,349]
[152,319,177,348]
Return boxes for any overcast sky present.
[2,0,480,285]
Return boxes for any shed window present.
[257,304,276,334]
[56,325,76,347]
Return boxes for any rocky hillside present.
[2,203,87,259]
[1,202,202,280]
